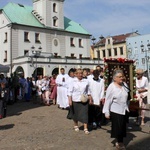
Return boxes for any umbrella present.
[0,64,9,73]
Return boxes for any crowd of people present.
[0,66,149,150]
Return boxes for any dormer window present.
[53,3,57,12]
[53,16,58,27]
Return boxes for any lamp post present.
[31,46,42,80]
[140,43,150,81]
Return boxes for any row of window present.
[4,32,83,48]
[99,47,124,58]
[24,32,40,43]
[24,32,84,47]
[70,38,83,48]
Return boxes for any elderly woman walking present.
[103,69,129,150]
[136,69,148,125]
[68,68,91,134]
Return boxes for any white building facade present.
[0,0,102,77]
[126,34,150,79]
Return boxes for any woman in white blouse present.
[68,68,91,134]
[103,69,129,150]
[136,69,148,126]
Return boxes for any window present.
[53,16,58,27]
[4,51,7,62]
[24,32,29,42]
[114,48,117,56]
[70,38,75,47]
[71,53,75,57]
[108,39,110,44]
[134,47,138,54]
[79,39,83,47]
[35,33,40,43]
[79,54,82,59]
[142,58,145,64]
[24,50,29,56]
[53,3,57,12]
[120,47,123,55]
[54,39,58,46]
[4,32,7,43]
[108,49,111,57]
[102,50,105,57]
[136,61,139,65]
[97,50,100,59]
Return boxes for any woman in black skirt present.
[103,69,129,150]
[68,68,91,134]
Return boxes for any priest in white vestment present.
[56,68,69,109]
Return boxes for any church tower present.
[32,0,65,29]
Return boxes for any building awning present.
[0,64,9,73]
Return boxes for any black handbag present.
[67,106,74,119]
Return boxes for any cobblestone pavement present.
[0,100,150,150]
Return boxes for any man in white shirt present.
[56,68,69,109]
[88,70,105,129]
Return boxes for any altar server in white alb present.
[88,69,105,129]
[56,68,69,109]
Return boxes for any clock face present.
[54,39,58,46]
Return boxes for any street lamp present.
[31,46,42,80]
[140,43,150,80]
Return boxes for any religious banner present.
[104,58,139,115]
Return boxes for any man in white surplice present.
[56,68,69,109]
[88,69,105,129]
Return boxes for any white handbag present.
[80,94,88,103]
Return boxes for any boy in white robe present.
[88,70,105,129]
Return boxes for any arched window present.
[53,3,57,12]
[52,68,59,75]
[15,66,24,76]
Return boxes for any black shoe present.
[97,122,101,128]
[92,122,97,130]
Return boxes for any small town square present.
[0,100,149,150]
[0,0,150,150]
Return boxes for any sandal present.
[116,143,126,150]
[74,126,79,132]
[84,128,90,135]
[141,121,145,126]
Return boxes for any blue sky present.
[1,0,150,41]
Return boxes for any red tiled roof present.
[96,32,139,46]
